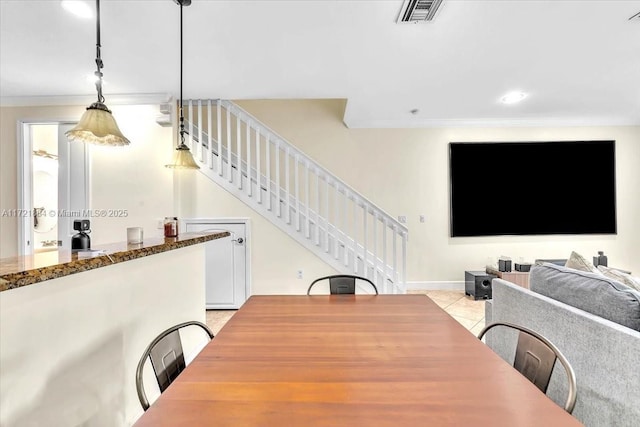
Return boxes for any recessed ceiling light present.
[500,91,528,104]
[61,0,93,19]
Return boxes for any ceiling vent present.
[397,0,444,24]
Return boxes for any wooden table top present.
[133,295,582,426]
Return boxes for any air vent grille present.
[397,0,444,23]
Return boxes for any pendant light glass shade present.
[166,143,200,169]
[66,102,130,146]
[66,0,130,146]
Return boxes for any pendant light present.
[165,0,199,170]
[66,0,130,146]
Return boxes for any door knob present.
[232,237,244,244]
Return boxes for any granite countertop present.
[0,231,230,292]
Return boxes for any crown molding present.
[0,93,172,107]
[343,116,640,129]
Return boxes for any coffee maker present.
[71,219,91,251]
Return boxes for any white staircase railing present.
[182,99,408,293]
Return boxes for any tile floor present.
[205,310,237,336]
[410,289,486,336]
[205,290,486,336]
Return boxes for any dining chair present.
[136,320,214,411]
[307,274,379,295]
[477,321,577,414]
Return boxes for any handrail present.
[188,118,408,236]
[221,100,408,234]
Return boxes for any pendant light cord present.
[94,0,105,104]
[178,1,186,146]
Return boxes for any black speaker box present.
[465,271,496,300]
[498,259,512,272]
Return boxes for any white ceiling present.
[1,0,639,128]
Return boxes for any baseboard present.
[406,281,464,291]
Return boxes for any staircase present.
[181,99,408,293]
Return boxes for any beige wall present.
[2,100,639,285]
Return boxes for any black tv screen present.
[449,141,616,237]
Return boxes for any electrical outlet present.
[398,215,407,223]
[419,215,425,223]
[297,270,303,279]
[157,219,164,229]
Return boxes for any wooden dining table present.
[133,294,583,426]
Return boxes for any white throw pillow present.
[565,251,601,274]
[598,265,640,291]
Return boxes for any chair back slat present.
[514,332,557,393]
[149,330,186,392]
[330,276,356,294]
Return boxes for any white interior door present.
[182,218,250,309]
[19,122,89,255]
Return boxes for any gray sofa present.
[485,263,640,427]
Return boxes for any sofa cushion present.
[564,251,600,274]
[597,265,640,291]
[530,262,640,331]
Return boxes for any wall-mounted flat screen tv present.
[449,140,616,237]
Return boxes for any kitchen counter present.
[0,231,230,291]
